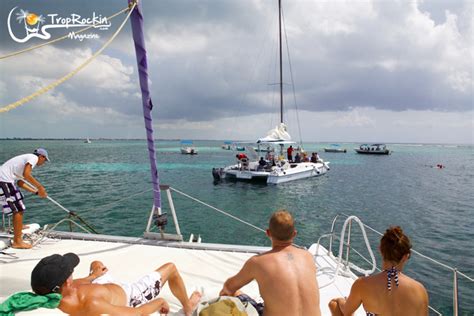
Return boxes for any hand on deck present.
[89,260,109,279]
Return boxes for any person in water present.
[220,210,321,316]
[0,148,50,249]
[329,226,429,316]
[31,253,201,316]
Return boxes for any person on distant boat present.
[236,153,248,160]
[0,148,50,249]
[302,152,309,162]
[310,152,318,163]
[220,210,321,316]
[258,157,267,171]
[328,226,429,316]
[30,253,202,316]
[287,145,294,162]
[294,152,301,163]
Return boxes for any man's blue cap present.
[34,148,50,162]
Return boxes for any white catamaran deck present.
[0,233,365,315]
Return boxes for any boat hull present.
[215,165,270,182]
[324,148,346,153]
[181,147,198,155]
[354,149,390,155]
[267,162,329,184]
[214,161,329,184]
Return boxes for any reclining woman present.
[329,226,429,316]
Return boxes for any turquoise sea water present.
[1,139,473,314]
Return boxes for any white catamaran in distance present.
[212,1,329,184]
[0,1,471,316]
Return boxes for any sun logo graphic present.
[7,7,111,43]
[7,8,47,42]
[23,11,45,33]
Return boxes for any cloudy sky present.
[0,0,472,144]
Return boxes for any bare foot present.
[184,291,202,316]
[12,240,32,249]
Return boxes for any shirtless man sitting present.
[219,210,321,316]
[31,252,201,316]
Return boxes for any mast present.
[278,0,283,124]
[128,0,161,210]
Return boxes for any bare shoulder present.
[246,253,263,268]
[352,276,366,288]
[350,275,371,293]
[290,245,313,258]
[407,276,429,294]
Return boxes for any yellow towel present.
[199,299,248,316]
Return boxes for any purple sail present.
[128,0,161,209]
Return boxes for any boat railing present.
[323,213,473,316]
[316,215,377,290]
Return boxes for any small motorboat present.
[324,144,346,153]
[180,140,198,155]
[355,144,391,155]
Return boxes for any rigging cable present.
[282,9,304,148]
[170,187,266,234]
[0,6,131,60]
[0,2,137,114]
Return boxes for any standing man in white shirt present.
[0,148,50,249]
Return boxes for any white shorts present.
[123,271,162,307]
[93,271,162,307]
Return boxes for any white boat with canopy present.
[212,0,330,184]
[180,140,198,155]
[213,123,330,184]
[0,1,471,315]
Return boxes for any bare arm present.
[341,278,363,316]
[420,284,429,315]
[219,257,256,296]
[20,163,47,197]
[73,263,109,285]
[85,296,168,316]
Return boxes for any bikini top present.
[365,267,400,316]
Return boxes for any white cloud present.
[0,45,135,101]
[146,29,208,56]
[326,108,376,128]
[1,0,472,144]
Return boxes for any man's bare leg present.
[157,263,201,316]
[12,212,32,249]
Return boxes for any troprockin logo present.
[7,7,111,43]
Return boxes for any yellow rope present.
[0,3,136,114]
[0,7,130,60]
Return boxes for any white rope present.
[0,2,136,114]
[0,7,130,60]
[170,187,266,233]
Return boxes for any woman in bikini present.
[329,226,429,316]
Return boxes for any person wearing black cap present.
[31,253,202,315]
[0,148,50,249]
